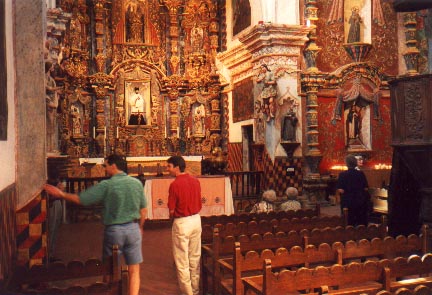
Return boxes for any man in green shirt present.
[44,154,147,295]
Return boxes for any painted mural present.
[233,77,254,123]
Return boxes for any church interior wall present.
[15,0,47,208]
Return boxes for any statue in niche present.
[347,6,362,43]
[254,100,265,143]
[128,87,147,125]
[126,3,144,43]
[45,61,60,152]
[281,110,298,142]
[193,104,205,135]
[191,26,203,53]
[70,104,82,136]
[69,7,82,50]
[256,64,277,122]
[346,104,361,144]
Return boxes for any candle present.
[93,127,95,139]
[164,127,167,138]
[306,19,311,27]
[187,127,190,138]
[177,127,180,138]
[104,127,106,141]
[116,127,119,139]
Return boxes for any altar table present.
[144,176,234,220]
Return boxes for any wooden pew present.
[382,253,432,292]
[242,259,384,295]
[376,285,432,295]
[201,205,320,227]
[202,218,387,295]
[219,229,427,295]
[9,245,128,295]
[202,209,348,245]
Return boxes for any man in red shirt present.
[167,156,202,295]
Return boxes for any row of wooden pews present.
[8,245,128,295]
[201,206,430,295]
[201,206,338,294]
[220,229,429,295]
[241,250,432,295]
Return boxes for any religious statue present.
[193,104,205,135]
[128,87,146,125]
[346,104,361,143]
[281,110,298,142]
[69,7,82,50]
[347,7,362,43]
[70,104,82,136]
[256,64,277,121]
[254,100,265,143]
[45,61,60,152]
[191,26,203,53]
[126,3,144,43]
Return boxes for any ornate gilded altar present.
[45,0,227,159]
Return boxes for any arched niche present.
[110,61,166,156]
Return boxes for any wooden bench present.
[201,205,320,227]
[376,285,432,295]
[9,245,128,295]
[202,209,348,244]
[203,218,387,295]
[218,228,428,295]
[382,253,432,292]
[242,259,384,295]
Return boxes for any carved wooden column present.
[301,0,328,205]
[164,0,183,75]
[402,12,419,75]
[89,0,112,156]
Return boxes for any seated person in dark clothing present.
[336,155,370,226]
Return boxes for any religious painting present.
[0,0,7,140]
[233,78,254,123]
[125,80,151,126]
[232,0,251,36]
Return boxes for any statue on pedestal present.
[281,110,298,142]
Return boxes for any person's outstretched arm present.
[43,184,81,204]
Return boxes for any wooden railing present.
[63,171,263,218]
[224,171,263,212]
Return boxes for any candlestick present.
[116,127,119,139]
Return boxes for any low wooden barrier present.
[9,245,128,295]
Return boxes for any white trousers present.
[172,214,202,295]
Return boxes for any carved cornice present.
[238,24,311,53]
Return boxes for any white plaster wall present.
[274,0,300,25]
[0,0,16,190]
[227,0,299,48]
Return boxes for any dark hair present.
[345,155,358,169]
[106,154,128,172]
[167,156,186,172]
[134,87,139,91]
